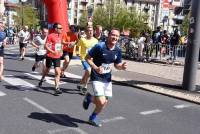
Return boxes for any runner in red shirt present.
[38,23,63,95]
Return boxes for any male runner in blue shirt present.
[82,28,127,127]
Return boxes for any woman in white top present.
[137,32,146,61]
[31,27,48,73]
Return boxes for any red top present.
[46,33,63,58]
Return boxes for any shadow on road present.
[28,112,89,127]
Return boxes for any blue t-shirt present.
[88,42,122,82]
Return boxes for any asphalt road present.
[1,45,200,134]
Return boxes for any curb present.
[112,76,200,105]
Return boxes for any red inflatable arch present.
[43,0,69,33]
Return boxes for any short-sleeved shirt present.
[33,35,47,55]
[77,37,98,61]
[88,42,122,82]
[0,36,7,56]
[62,32,78,53]
[46,33,63,59]
[18,30,30,44]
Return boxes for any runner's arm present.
[114,62,127,70]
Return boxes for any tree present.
[79,10,88,28]
[13,4,39,28]
[180,15,190,35]
[79,0,151,37]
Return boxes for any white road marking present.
[48,128,88,134]
[140,109,162,115]
[101,116,126,123]
[25,72,66,85]
[174,104,192,109]
[0,91,6,96]
[24,97,52,113]
[49,69,82,79]
[63,72,82,79]
[24,97,88,134]
[3,75,36,90]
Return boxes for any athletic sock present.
[89,112,97,120]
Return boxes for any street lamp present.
[21,0,27,26]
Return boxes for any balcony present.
[132,0,159,4]
[80,0,88,4]
[96,0,104,6]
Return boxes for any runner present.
[18,25,30,60]
[76,26,98,95]
[0,22,7,81]
[60,25,78,77]
[94,25,106,42]
[38,23,63,95]
[82,28,127,127]
[31,27,48,73]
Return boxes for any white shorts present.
[92,81,112,98]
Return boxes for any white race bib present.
[101,63,112,74]
[55,43,62,51]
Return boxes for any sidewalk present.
[111,59,200,104]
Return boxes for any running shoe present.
[38,80,43,87]
[54,88,62,95]
[32,66,36,72]
[61,73,67,78]
[82,92,91,110]
[88,117,102,127]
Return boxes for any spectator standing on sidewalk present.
[0,21,7,81]
[152,26,161,57]
[76,26,98,95]
[170,29,180,61]
[60,25,78,77]
[82,28,127,127]
[18,25,30,60]
[137,32,146,62]
[160,30,169,59]
[38,23,63,95]
[31,27,49,73]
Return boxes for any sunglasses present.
[57,27,63,29]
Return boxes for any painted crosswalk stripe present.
[140,109,162,115]
[3,75,36,90]
[0,91,6,96]
[25,72,66,85]
[174,104,192,109]
[101,116,126,123]
[49,69,82,79]
[24,97,88,134]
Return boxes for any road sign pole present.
[182,0,200,91]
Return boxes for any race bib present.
[55,43,62,51]
[102,63,111,74]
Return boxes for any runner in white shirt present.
[18,25,30,60]
[31,27,48,73]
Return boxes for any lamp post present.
[21,0,27,26]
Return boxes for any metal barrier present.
[123,42,187,61]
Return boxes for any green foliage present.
[180,15,189,35]
[79,0,151,37]
[13,4,39,28]
[79,11,88,28]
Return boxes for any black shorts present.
[0,49,4,57]
[60,51,73,60]
[19,43,27,49]
[35,54,46,62]
[46,56,61,68]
